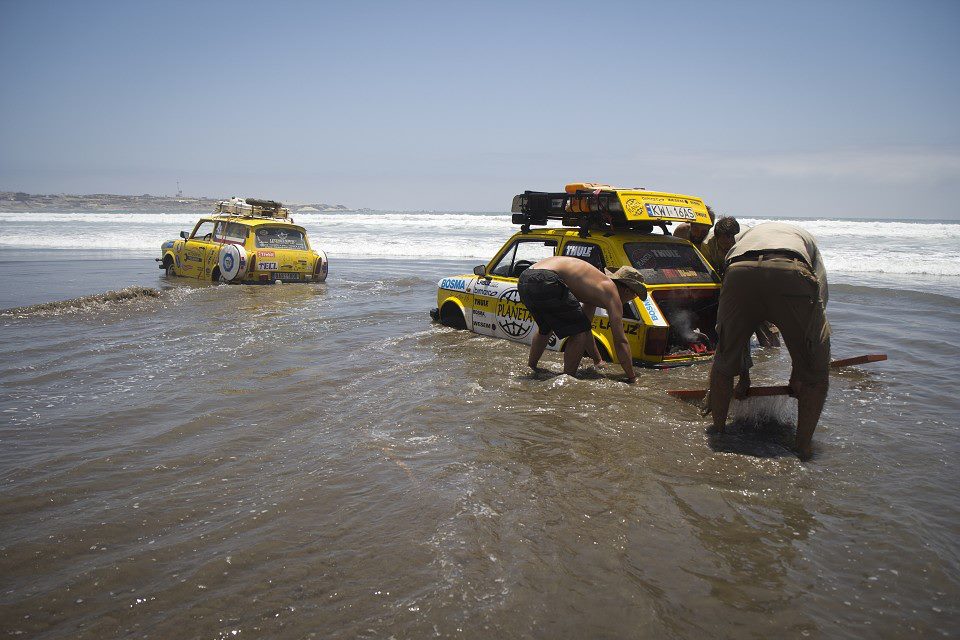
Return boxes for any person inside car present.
[673,205,716,245]
[517,256,647,383]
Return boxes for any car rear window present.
[623,241,717,285]
[254,227,308,250]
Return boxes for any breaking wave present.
[0,210,957,275]
[1,286,162,317]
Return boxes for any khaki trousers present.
[714,256,830,384]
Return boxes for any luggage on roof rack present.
[510,184,711,235]
[216,197,290,219]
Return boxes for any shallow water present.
[1,255,958,638]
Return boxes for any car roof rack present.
[214,197,292,220]
[510,184,711,237]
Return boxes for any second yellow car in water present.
[159,197,328,283]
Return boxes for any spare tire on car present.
[218,244,249,282]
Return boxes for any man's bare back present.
[528,256,620,313]
[524,256,639,382]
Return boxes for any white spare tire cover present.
[218,244,248,282]
[315,249,329,283]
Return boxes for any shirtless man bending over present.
[517,256,648,382]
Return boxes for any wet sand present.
[0,257,958,638]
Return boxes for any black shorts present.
[517,268,592,338]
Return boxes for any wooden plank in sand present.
[667,386,790,400]
[829,354,887,367]
[666,353,888,400]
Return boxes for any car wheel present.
[595,339,613,362]
[163,256,175,277]
[439,302,467,329]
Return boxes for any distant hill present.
[0,191,353,213]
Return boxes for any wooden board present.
[667,386,790,400]
[667,353,888,401]
[829,354,887,368]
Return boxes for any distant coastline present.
[0,191,354,214]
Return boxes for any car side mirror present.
[473,265,486,277]
[180,231,190,239]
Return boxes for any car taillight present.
[250,254,256,271]
[644,327,669,356]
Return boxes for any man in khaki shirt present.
[708,222,830,460]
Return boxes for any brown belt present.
[727,250,806,266]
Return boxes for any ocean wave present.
[2,212,957,276]
[0,286,162,317]
[831,283,960,306]
[826,254,960,277]
[739,218,960,240]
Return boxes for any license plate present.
[274,272,301,281]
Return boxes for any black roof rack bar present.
[510,190,673,237]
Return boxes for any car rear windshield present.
[254,227,308,250]
[623,241,717,285]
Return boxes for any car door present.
[472,237,557,343]
[180,220,216,279]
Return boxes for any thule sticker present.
[564,245,595,258]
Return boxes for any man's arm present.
[606,303,636,382]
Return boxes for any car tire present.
[164,257,175,277]
[439,302,467,329]
[595,339,613,362]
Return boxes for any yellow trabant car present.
[432,184,721,367]
[158,198,328,283]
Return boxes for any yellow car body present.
[159,199,328,283]
[432,185,721,367]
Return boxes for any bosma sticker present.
[642,298,667,326]
[440,278,467,292]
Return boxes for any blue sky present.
[1,0,958,217]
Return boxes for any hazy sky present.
[1,0,958,217]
